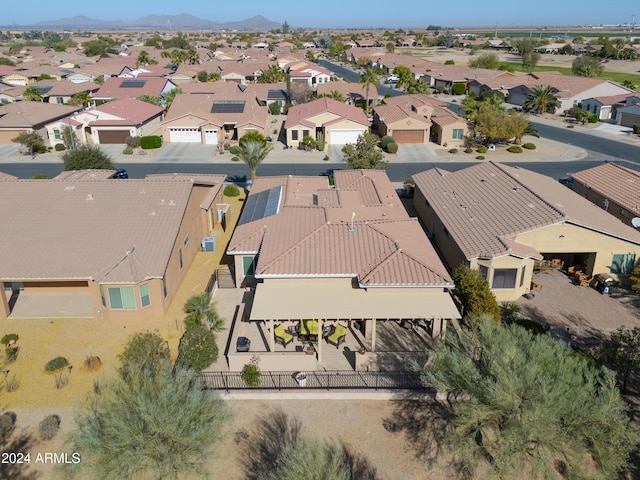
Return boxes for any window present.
[56,97,64,104]
[243,256,255,276]
[492,268,518,289]
[162,277,167,298]
[452,129,463,140]
[610,254,636,275]
[479,265,489,280]
[519,266,526,288]
[303,129,310,138]
[179,248,183,269]
[53,129,61,140]
[292,130,298,141]
[108,287,136,310]
[620,208,629,218]
[100,285,106,307]
[139,283,151,308]
[183,235,190,246]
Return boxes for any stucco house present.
[93,77,178,101]
[413,162,640,301]
[0,101,78,144]
[316,81,381,109]
[226,170,460,370]
[284,97,369,148]
[162,92,269,144]
[581,93,640,121]
[0,173,227,321]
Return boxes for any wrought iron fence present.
[194,370,429,392]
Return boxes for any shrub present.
[139,135,162,149]
[0,412,16,439]
[323,154,330,161]
[176,326,218,372]
[268,102,281,115]
[39,414,61,440]
[5,346,18,363]
[464,147,473,154]
[125,136,141,148]
[31,173,52,179]
[224,143,231,151]
[444,59,455,65]
[224,184,240,196]
[386,142,398,154]
[514,318,547,335]
[1,334,18,345]
[522,143,536,150]
[588,114,598,123]
[380,136,395,149]
[54,143,65,151]
[476,155,485,160]
[448,148,458,154]
[82,356,102,372]
[242,356,261,387]
[477,146,488,154]
[633,124,640,134]
[567,125,575,129]
[45,357,69,373]
[123,146,134,155]
[300,136,317,151]
[451,82,466,95]
[507,145,523,153]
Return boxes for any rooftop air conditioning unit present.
[202,237,216,252]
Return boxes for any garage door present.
[169,127,201,143]
[620,113,640,128]
[0,129,27,144]
[330,129,363,145]
[392,130,424,143]
[98,130,130,144]
[204,129,218,145]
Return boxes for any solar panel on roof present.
[120,79,147,88]
[33,86,53,94]
[238,186,282,225]
[267,89,286,101]
[211,100,245,114]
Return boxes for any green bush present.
[522,143,536,150]
[386,142,398,154]
[139,135,162,149]
[224,143,231,151]
[268,102,281,115]
[451,82,466,95]
[448,148,458,154]
[477,146,488,154]
[476,155,485,160]
[1,334,18,345]
[380,136,395,149]
[39,414,61,440]
[323,154,330,161]
[633,124,640,134]
[224,184,240,196]
[444,59,455,65]
[44,357,69,373]
[507,145,523,153]
[31,173,51,179]
[464,147,473,154]
[123,146,134,155]
[242,357,261,387]
[514,318,547,335]
[567,124,575,129]
[300,136,317,151]
[54,143,65,151]
[588,114,598,123]
[176,326,218,372]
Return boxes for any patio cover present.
[249,281,461,321]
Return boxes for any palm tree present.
[319,90,345,102]
[523,85,560,114]
[359,68,378,115]
[230,132,273,181]
[183,292,224,331]
[393,65,414,94]
[257,65,285,83]
[621,79,636,91]
[70,91,92,108]
[207,71,222,82]
[22,86,42,102]
[136,50,150,67]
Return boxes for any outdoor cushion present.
[300,319,319,336]
[327,324,347,347]
[274,324,293,347]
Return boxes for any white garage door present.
[169,127,201,143]
[330,129,364,145]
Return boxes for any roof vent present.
[86,194,94,201]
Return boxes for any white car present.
[386,75,398,83]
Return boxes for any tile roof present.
[87,98,164,125]
[0,102,78,128]
[0,178,224,283]
[413,162,640,261]
[227,170,452,287]
[316,81,379,101]
[94,77,176,99]
[571,163,640,217]
[284,97,369,129]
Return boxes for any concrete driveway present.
[105,143,218,163]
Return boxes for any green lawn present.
[504,62,640,86]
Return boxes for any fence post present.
[375,372,379,391]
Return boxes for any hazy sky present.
[3,2,637,28]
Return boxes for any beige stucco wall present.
[469,255,535,302]
[571,183,638,228]
[514,223,640,280]
[432,121,467,147]
[228,351,317,372]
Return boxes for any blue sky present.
[3,1,636,28]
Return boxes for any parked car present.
[386,75,399,83]
[112,169,129,179]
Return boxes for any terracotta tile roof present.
[94,77,176,99]
[88,98,164,125]
[586,93,637,105]
[413,162,640,261]
[571,163,640,217]
[284,97,369,129]
[374,103,429,126]
[53,169,117,180]
[0,179,221,283]
[228,170,453,287]
[379,94,466,128]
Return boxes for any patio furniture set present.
[274,320,348,349]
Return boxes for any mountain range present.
[8,14,281,31]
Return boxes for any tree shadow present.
[0,421,40,480]
[385,392,472,479]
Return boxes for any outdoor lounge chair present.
[274,324,293,348]
[327,324,347,348]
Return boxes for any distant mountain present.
[20,14,280,31]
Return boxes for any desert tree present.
[341,132,388,170]
[451,265,500,322]
[62,144,114,171]
[572,55,604,78]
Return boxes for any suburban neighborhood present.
[1,10,640,479]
